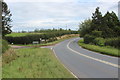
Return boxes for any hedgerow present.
[5,31,78,44]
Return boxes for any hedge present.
[105,37,120,48]
[83,36,119,48]
[5,31,78,44]
[93,37,105,46]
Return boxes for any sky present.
[4,0,119,32]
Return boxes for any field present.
[6,33,42,37]
[2,48,75,78]
[78,39,119,57]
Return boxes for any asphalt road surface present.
[53,37,119,78]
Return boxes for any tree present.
[103,11,120,37]
[79,19,92,37]
[34,28,39,32]
[2,2,12,37]
[91,7,103,31]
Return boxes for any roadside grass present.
[0,38,1,55]
[2,48,76,78]
[78,39,119,57]
[2,49,17,65]
[6,33,43,37]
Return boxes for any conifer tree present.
[2,2,12,37]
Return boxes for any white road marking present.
[76,38,118,59]
[52,48,78,79]
[67,39,120,68]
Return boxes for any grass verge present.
[78,39,119,57]
[2,48,76,78]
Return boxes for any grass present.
[78,39,119,57]
[0,35,1,50]
[6,33,42,37]
[2,48,76,78]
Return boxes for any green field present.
[78,39,119,57]
[3,48,75,78]
[6,33,42,37]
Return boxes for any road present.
[53,37,119,78]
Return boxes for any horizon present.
[5,0,119,32]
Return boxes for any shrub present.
[2,39,9,53]
[93,37,105,46]
[91,30,102,37]
[105,37,120,48]
[84,34,95,44]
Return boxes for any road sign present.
[33,41,39,44]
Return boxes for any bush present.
[93,37,105,46]
[84,34,95,44]
[105,37,120,48]
[2,39,9,53]
[91,30,102,37]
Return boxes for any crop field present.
[6,33,43,37]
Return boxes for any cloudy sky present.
[5,0,119,32]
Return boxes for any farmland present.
[6,33,43,37]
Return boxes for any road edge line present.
[52,47,78,79]
[67,39,120,68]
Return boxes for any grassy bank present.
[3,48,75,78]
[78,39,119,57]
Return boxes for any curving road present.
[53,37,119,78]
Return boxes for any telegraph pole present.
[66,24,67,30]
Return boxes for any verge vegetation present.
[78,39,119,57]
[78,7,120,57]
[2,39,10,53]
[3,48,76,78]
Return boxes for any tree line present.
[5,29,78,44]
[79,7,120,48]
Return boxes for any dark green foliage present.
[91,30,102,37]
[84,34,95,44]
[102,11,120,38]
[93,37,105,46]
[105,37,120,48]
[91,7,103,31]
[79,7,120,48]
[79,19,92,37]
[2,2,12,37]
[2,39,9,53]
[5,30,78,44]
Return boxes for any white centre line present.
[67,39,120,68]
